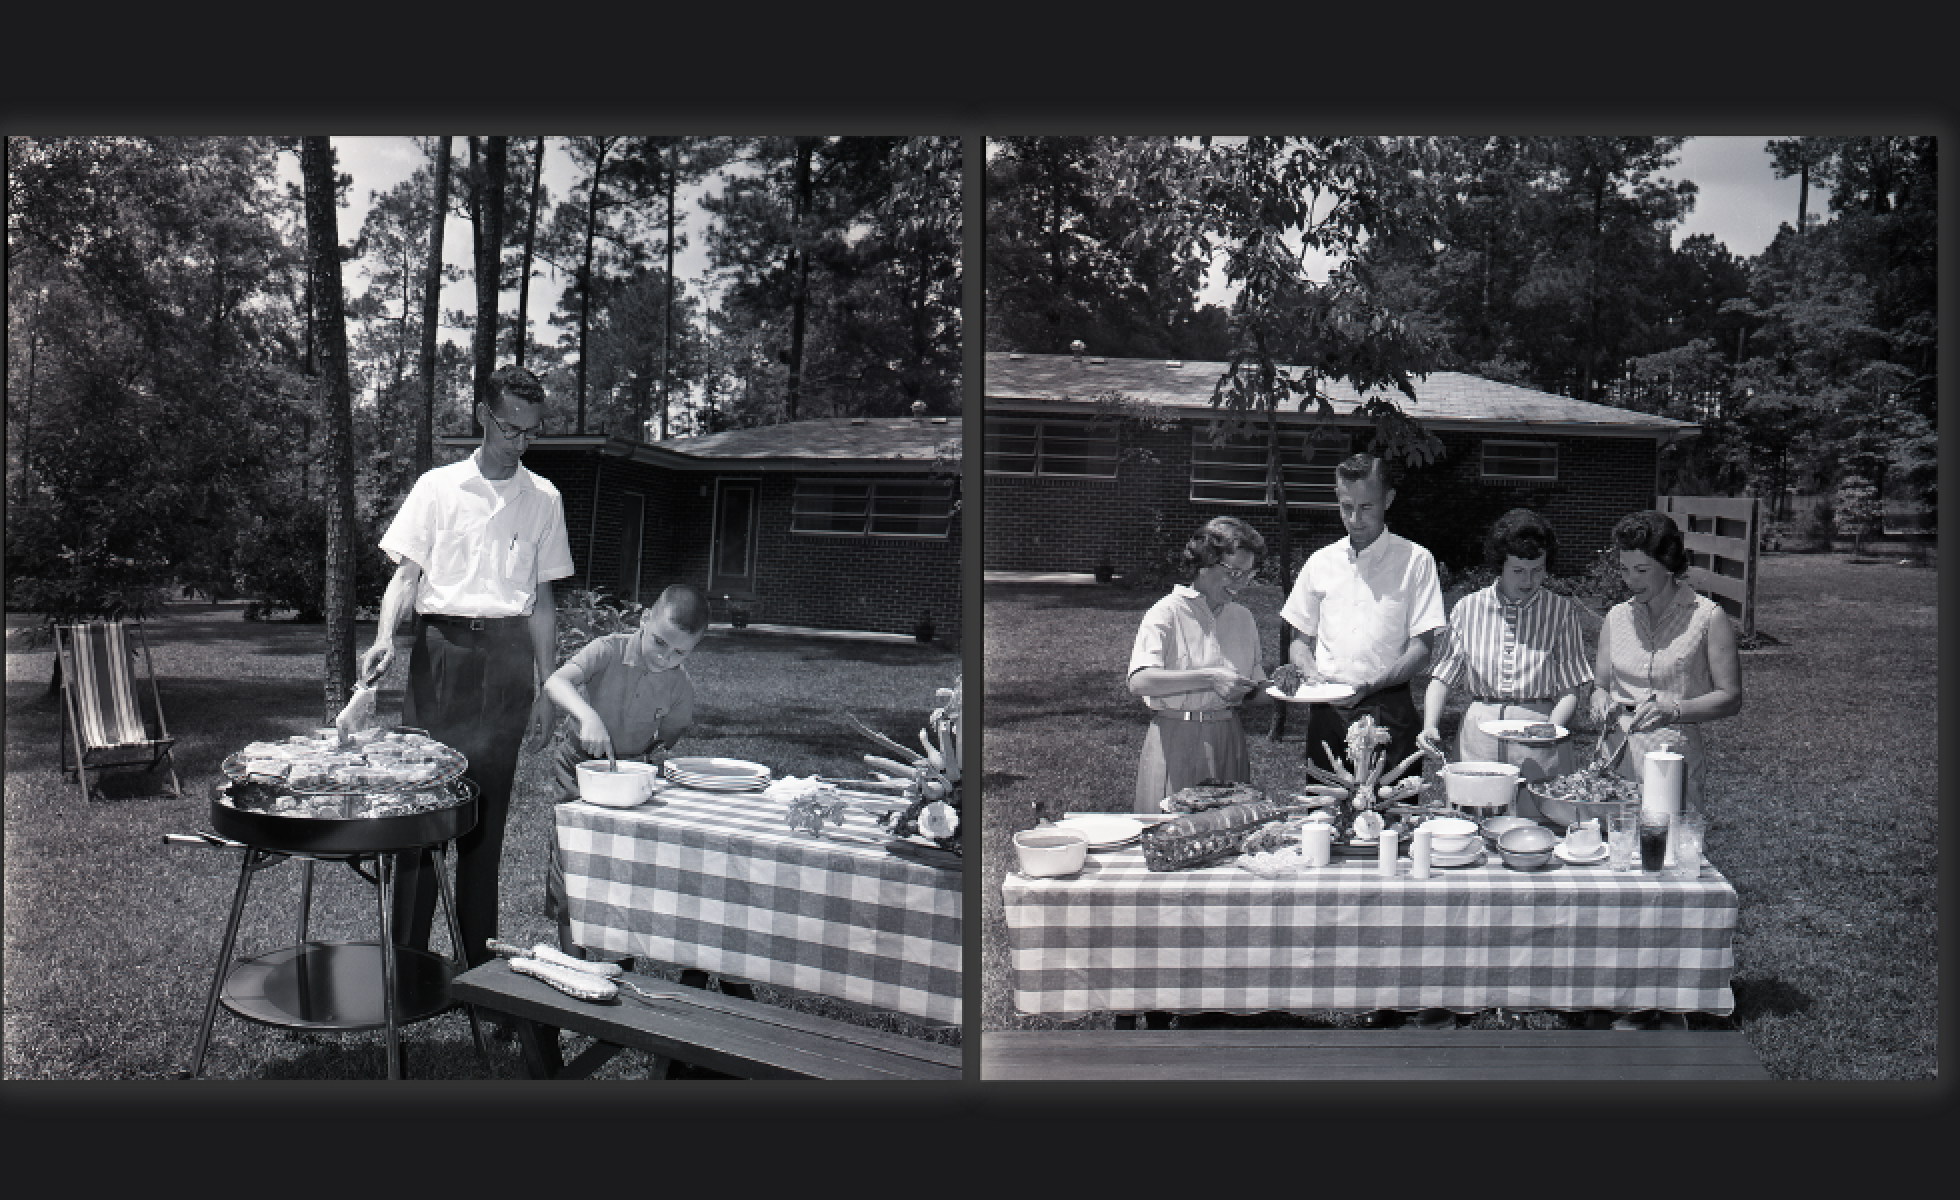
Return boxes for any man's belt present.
[1469,697,1556,709]
[1152,707,1240,723]
[420,613,526,631]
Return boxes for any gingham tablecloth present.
[557,782,962,1024]
[1001,844,1738,1017]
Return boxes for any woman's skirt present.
[1454,700,1575,782]
[1134,710,1249,814]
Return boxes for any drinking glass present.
[1637,811,1671,874]
[1664,811,1706,880]
[1608,810,1638,872]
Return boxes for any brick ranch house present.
[444,416,962,644]
[984,351,1700,582]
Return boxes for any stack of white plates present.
[663,757,771,791]
[1429,845,1487,868]
[1055,814,1145,851]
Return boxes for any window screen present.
[1190,428,1349,507]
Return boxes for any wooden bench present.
[451,960,962,1081]
[980,1029,1772,1080]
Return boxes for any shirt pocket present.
[427,529,475,588]
[503,538,537,588]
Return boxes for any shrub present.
[553,587,644,667]
[233,499,392,623]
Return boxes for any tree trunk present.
[301,136,360,723]
[576,139,614,435]
[785,137,815,423]
[415,136,449,476]
[515,135,545,366]
[660,141,676,440]
[473,137,508,420]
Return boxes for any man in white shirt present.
[360,365,575,968]
[1280,454,1446,778]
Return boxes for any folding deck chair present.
[55,619,182,800]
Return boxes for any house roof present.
[443,416,962,473]
[985,352,1698,439]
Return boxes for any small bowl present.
[1497,844,1555,870]
[1441,761,1522,810]
[1013,828,1088,877]
[1497,825,1557,854]
[1422,816,1480,856]
[1480,815,1538,847]
[575,759,662,808]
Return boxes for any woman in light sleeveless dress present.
[1128,518,1268,813]
[1589,511,1745,813]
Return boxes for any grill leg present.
[294,859,315,946]
[186,846,262,1079]
[431,841,492,1071]
[376,852,403,1080]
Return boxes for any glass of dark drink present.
[1638,811,1672,874]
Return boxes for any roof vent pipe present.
[1070,339,1086,361]
[911,401,928,419]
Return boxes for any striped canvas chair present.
[55,620,181,800]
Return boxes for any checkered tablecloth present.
[1002,845,1738,1017]
[556,781,961,1024]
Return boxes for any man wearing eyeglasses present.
[1278,453,1445,781]
[361,364,575,970]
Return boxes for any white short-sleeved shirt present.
[1278,529,1446,685]
[1127,585,1267,712]
[379,455,576,619]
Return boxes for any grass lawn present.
[3,602,960,1080]
[979,551,1938,1080]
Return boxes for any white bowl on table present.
[576,759,662,807]
[1012,828,1088,877]
[1421,816,1482,856]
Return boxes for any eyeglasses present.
[480,404,546,442]
[1214,563,1256,582]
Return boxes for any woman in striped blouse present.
[1588,510,1744,812]
[1419,509,1593,781]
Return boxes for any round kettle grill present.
[168,730,491,1080]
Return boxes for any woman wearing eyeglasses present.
[1127,517,1269,813]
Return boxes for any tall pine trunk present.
[785,138,815,423]
[515,135,545,366]
[472,137,508,421]
[660,140,676,440]
[301,136,360,722]
[415,136,449,476]
[575,139,614,435]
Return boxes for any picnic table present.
[1000,831,1739,1021]
[556,780,963,1026]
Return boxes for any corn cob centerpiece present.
[1299,714,1454,844]
[844,676,962,856]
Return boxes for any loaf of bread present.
[1141,798,1294,871]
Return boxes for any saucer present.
[1428,847,1487,868]
[1553,842,1610,865]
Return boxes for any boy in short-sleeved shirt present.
[542,584,709,956]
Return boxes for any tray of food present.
[221,726,468,795]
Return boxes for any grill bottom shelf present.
[220,942,457,1032]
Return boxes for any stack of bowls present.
[1495,824,1557,870]
[1480,814,1538,849]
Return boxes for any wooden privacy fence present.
[1659,495,1759,638]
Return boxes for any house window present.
[1190,428,1350,507]
[1482,440,1558,482]
[791,479,954,539]
[983,418,1118,479]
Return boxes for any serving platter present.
[1479,719,1570,744]
[1056,814,1145,850]
[1266,682,1357,705]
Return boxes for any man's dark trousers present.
[1304,682,1421,776]
[392,616,535,968]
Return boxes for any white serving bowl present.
[576,759,662,807]
[1013,828,1088,877]
[1441,761,1523,810]
[1422,816,1481,856]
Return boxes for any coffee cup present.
[1565,820,1602,856]
[1013,828,1088,877]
